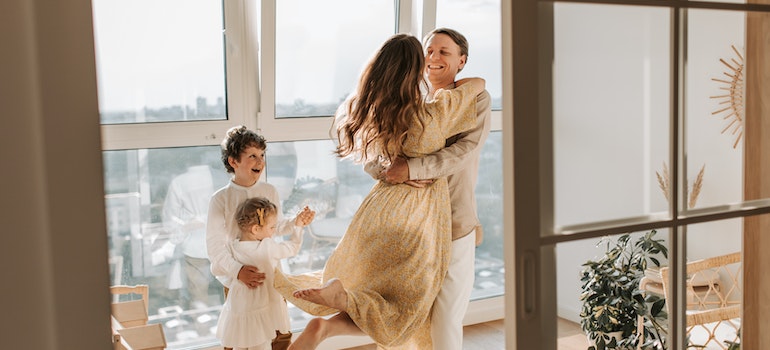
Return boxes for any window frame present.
[99,1,506,347]
[100,0,257,151]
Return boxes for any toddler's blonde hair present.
[235,197,277,234]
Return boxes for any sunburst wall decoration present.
[710,45,744,149]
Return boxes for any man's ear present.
[228,156,238,169]
[457,55,467,71]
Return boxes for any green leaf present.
[651,298,666,316]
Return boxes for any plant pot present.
[587,331,632,349]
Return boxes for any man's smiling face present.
[424,33,466,89]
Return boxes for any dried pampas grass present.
[656,162,705,209]
[689,165,705,209]
[655,162,670,203]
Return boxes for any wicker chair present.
[655,252,742,349]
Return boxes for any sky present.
[91,0,502,113]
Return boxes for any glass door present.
[505,0,770,348]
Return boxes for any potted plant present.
[579,230,669,350]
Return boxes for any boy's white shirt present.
[206,180,296,287]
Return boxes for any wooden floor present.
[343,318,589,349]
[556,318,591,350]
[203,318,588,349]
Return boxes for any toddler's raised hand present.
[294,206,316,227]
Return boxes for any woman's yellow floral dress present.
[275,83,478,349]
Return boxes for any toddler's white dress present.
[216,227,302,349]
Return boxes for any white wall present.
[552,4,745,322]
[1,0,113,348]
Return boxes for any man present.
[375,28,492,350]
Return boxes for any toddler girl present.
[216,197,306,350]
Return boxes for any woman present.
[275,33,485,350]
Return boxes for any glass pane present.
[684,9,745,213]
[473,131,505,300]
[92,0,226,124]
[554,222,750,350]
[557,229,670,349]
[263,140,375,329]
[274,0,395,118]
[436,0,503,110]
[552,3,672,228]
[269,139,377,278]
[686,9,770,211]
[105,146,230,349]
[676,219,742,349]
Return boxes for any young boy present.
[206,125,315,342]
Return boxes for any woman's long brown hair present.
[335,34,426,163]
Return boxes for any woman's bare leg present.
[288,312,363,350]
[293,278,348,312]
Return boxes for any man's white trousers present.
[431,230,476,350]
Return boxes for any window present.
[104,146,229,348]
[508,1,770,348]
[273,0,395,118]
[92,0,227,124]
[96,1,504,348]
[434,0,505,302]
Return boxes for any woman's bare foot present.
[293,278,348,312]
[288,313,364,350]
[287,318,327,350]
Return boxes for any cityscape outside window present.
[104,134,502,348]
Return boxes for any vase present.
[587,331,632,349]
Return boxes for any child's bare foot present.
[293,278,348,312]
[287,318,327,350]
